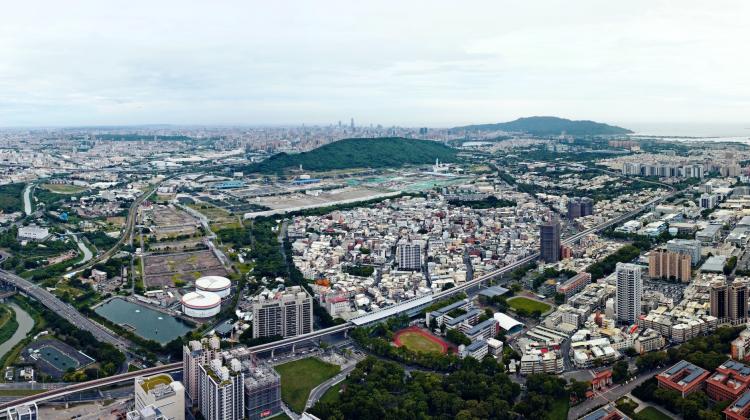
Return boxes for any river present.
[0,303,34,361]
[22,185,32,216]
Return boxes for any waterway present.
[94,298,191,344]
[0,303,34,361]
[68,231,93,264]
[22,185,32,216]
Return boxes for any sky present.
[1,1,749,130]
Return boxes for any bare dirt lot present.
[143,250,227,288]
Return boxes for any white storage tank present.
[181,291,221,318]
[195,276,231,298]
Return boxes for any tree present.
[612,360,629,383]
[554,292,565,304]
[568,379,590,401]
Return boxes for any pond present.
[95,298,192,344]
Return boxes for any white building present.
[251,286,313,339]
[396,239,423,271]
[17,225,50,241]
[616,263,643,325]
[199,358,245,420]
[183,336,220,406]
[134,374,185,420]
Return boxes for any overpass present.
[0,270,130,349]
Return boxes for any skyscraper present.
[540,218,561,263]
[616,263,642,324]
[396,239,423,270]
[711,280,749,324]
[567,197,594,220]
[199,358,245,420]
[251,286,313,339]
[183,336,220,407]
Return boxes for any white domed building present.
[181,291,221,318]
[195,276,232,298]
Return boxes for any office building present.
[244,364,282,420]
[706,360,750,402]
[648,249,692,282]
[657,360,709,397]
[134,375,185,420]
[396,239,423,270]
[540,218,561,263]
[567,197,594,220]
[200,358,245,420]
[615,263,642,324]
[183,336,221,406]
[666,239,702,266]
[711,280,749,324]
[251,286,313,339]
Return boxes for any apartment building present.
[251,286,313,339]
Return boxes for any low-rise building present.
[656,360,710,397]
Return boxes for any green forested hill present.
[453,116,632,136]
[249,137,458,173]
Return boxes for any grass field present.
[634,407,672,420]
[0,389,45,397]
[318,381,344,405]
[507,296,551,313]
[41,183,87,194]
[546,397,569,420]
[395,331,446,354]
[275,358,340,413]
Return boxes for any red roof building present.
[656,360,709,397]
[707,360,750,402]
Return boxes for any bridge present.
[0,180,675,411]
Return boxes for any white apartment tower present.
[396,239,423,270]
[183,336,220,407]
[251,286,313,339]
[199,358,245,420]
[616,262,643,325]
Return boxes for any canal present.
[0,303,34,361]
[94,298,192,344]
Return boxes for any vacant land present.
[41,184,87,194]
[143,250,227,288]
[394,327,448,354]
[275,357,340,413]
[507,296,551,313]
[0,183,25,213]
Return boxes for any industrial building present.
[181,291,222,318]
[196,276,232,298]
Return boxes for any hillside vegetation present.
[248,137,458,173]
[453,116,632,136]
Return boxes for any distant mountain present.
[453,116,633,136]
[249,137,458,173]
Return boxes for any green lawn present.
[507,296,551,313]
[41,183,87,194]
[635,407,672,420]
[397,331,444,354]
[546,397,569,420]
[319,381,344,405]
[275,357,340,413]
[0,389,45,397]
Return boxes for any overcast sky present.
[1,1,749,129]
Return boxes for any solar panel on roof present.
[666,360,689,375]
[681,368,706,385]
[735,390,750,409]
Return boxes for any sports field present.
[393,326,448,354]
[507,296,551,313]
[41,184,87,194]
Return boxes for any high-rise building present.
[183,336,220,407]
[648,249,692,282]
[200,358,245,420]
[616,263,642,324]
[251,286,313,339]
[567,197,594,220]
[396,239,423,270]
[666,239,702,266]
[244,364,282,420]
[134,375,185,420]
[540,218,561,263]
[711,280,749,324]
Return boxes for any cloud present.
[0,0,748,127]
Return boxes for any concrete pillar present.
[271,348,274,358]
[344,329,348,338]
[292,344,296,353]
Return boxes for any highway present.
[0,270,130,349]
[0,176,677,411]
[0,363,181,412]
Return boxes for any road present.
[0,363,181,411]
[305,362,358,410]
[567,366,668,419]
[0,269,130,350]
